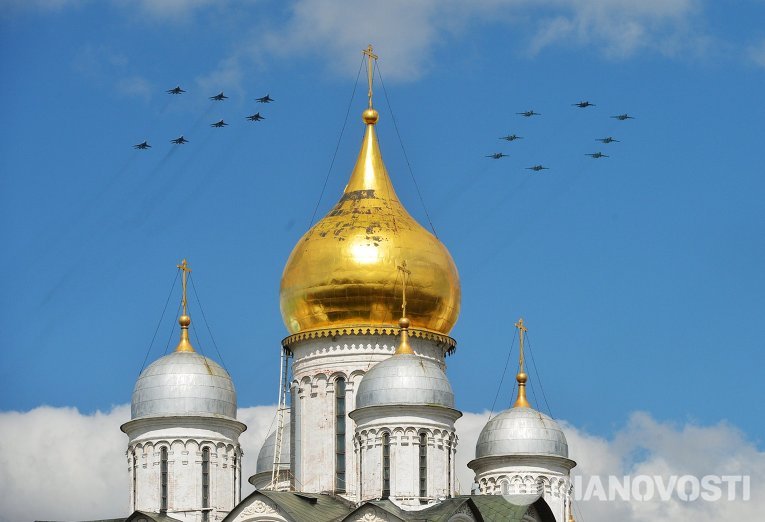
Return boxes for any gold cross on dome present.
[514,318,527,372]
[362,44,378,108]
[177,259,192,316]
[397,260,411,318]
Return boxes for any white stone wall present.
[287,332,452,501]
[351,405,460,507]
[471,456,575,522]
[123,416,244,521]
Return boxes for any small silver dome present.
[131,351,237,420]
[355,354,454,409]
[256,415,291,474]
[475,407,568,459]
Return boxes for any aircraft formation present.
[486,100,635,171]
[133,86,275,150]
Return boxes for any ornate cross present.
[397,260,411,318]
[362,44,378,108]
[177,259,192,316]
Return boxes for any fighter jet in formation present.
[526,165,549,171]
[499,134,523,141]
[611,113,634,121]
[171,136,189,145]
[597,137,620,144]
[517,110,540,117]
[573,101,595,108]
[210,92,228,101]
[133,141,151,150]
[486,153,509,159]
[246,113,265,122]
[586,152,609,159]
[256,94,274,103]
[210,120,228,128]
[166,86,185,95]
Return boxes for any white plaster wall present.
[471,456,575,522]
[124,417,244,521]
[352,405,460,507]
[288,332,452,501]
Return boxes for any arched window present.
[201,447,210,522]
[419,432,428,501]
[501,479,510,495]
[357,435,363,497]
[446,435,452,497]
[131,450,137,510]
[334,378,346,492]
[160,447,168,512]
[382,432,390,499]
[232,453,238,504]
[289,384,296,490]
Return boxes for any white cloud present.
[194,56,245,99]
[252,0,705,82]
[749,39,765,68]
[0,0,83,12]
[0,405,130,522]
[1,405,762,522]
[72,45,154,101]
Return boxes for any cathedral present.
[79,48,579,522]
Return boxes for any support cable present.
[525,332,554,418]
[189,273,228,372]
[138,269,180,374]
[375,61,439,238]
[163,299,183,355]
[308,56,365,228]
[488,328,517,420]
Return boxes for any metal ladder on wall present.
[269,346,291,490]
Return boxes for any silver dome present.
[475,407,568,459]
[256,415,291,474]
[355,354,455,409]
[131,351,237,420]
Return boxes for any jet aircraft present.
[486,153,509,159]
[133,141,151,149]
[210,92,228,101]
[211,120,228,128]
[597,137,620,144]
[611,114,635,120]
[586,152,609,158]
[573,101,595,108]
[171,136,189,144]
[256,94,274,103]
[166,86,185,95]
[499,134,523,141]
[517,110,540,117]
[246,113,265,121]
[526,165,548,171]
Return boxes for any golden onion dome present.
[279,107,461,335]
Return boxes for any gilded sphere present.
[399,317,411,329]
[517,371,528,383]
[362,108,379,124]
[178,315,191,327]
[280,111,460,335]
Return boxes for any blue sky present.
[2,0,764,456]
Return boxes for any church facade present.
[62,49,580,522]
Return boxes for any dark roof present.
[37,511,183,522]
[224,490,353,522]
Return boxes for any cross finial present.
[177,259,192,316]
[362,44,378,108]
[513,317,531,408]
[514,318,527,373]
[397,260,411,319]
